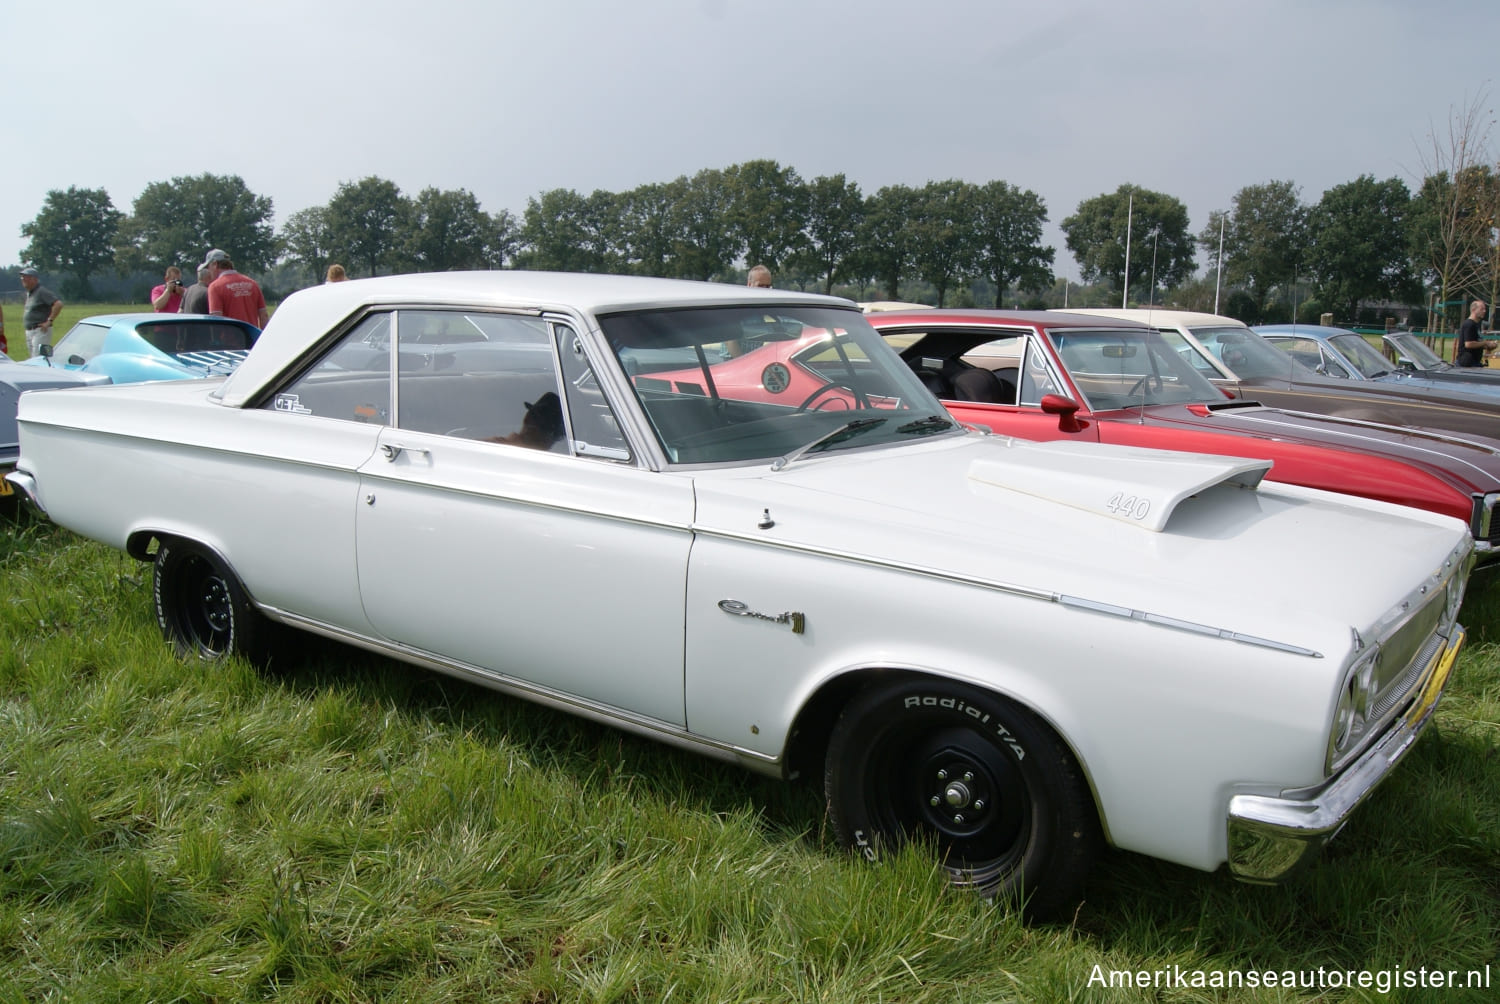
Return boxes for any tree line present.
[15,150,1500,330]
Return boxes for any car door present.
[352,310,694,726]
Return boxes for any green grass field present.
[0,513,1496,1002]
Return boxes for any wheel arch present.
[782,664,1110,844]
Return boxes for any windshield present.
[1044,327,1224,409]
[600,305,954,464]
[1188,326,1315,380]
[1386,333,1447,369]
[1328,333,1393,378]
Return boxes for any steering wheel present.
[797,381,869,412]
[1127,373,1163,398]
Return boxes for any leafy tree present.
[670,169,743,281]
[279,206,335,284]
[124,173,276,275]
[1062,184,1195,302]
[402,187,495,271]
[518,188,621,273]
[792,174,864,294]
[483,208,520,269]
[971,180,1054,308]
[617,180,686,277]
[907,180,979,307]
[20,186,124,298]
[1199,180,1307,319]
[725,160,808,273]
[1306,175,1420,319]
[326,177,409,277]
[856,184,919,300]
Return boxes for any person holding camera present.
[151,266,186,313]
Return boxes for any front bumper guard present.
[1226,625,1464,884]
[3,469,43,514]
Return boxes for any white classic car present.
[6,272,1473,917]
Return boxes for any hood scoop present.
[968,441,1271,532]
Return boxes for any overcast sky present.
[7,0,1497,280]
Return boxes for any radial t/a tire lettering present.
[824,677,1098,919]
[153,538,264,662]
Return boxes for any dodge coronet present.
[6,272,1474,917]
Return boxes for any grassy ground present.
[0,515,1496,1002]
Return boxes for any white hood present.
[689,433,1469,649]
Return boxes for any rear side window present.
[265,313,393,423]
[52,322,111,364]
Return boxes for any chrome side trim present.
[261,606,785,777]
[698,526,1326,658]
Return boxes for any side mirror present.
[38,343,54,367]
[1039,393,1087,433]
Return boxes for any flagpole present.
[1122,193,1133,309]
[1213,214,1225,314]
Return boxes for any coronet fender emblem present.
[718,599,806,634]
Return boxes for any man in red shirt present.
[202,248,269,329]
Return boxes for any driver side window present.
[394,310,567,451]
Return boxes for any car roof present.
[1064,308,1251,328]
[1253,324,1358,337]
[867,308,1151,330]
[68,313,248,326]
[216,271,855,408]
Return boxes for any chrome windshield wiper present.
[771,417,887,471]
[896,414,956,435]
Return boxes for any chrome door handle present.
[381,443,431,461]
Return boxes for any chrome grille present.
[1370,630,1442,723]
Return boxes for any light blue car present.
[23,312,260,383]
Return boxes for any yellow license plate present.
[1407,627,1464,725]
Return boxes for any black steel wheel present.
[825,677,1098,918]
[153,539,263,662]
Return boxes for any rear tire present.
[153,539,264,662]
[825,677,1098,919]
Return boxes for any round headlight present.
[1329,647,1380,769]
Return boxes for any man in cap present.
[19,267,63,357]
[201,249,269,329]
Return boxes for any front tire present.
[153,539,264,662]
[825,677,1097,918]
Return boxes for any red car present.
[867,309,1500,559]
[636,324,902,411]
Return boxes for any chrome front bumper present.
[1225,625,1464,883]
[3,469,42,514]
